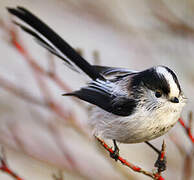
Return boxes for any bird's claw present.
[110,147,119,161]
[154,152,167,172]
[110,139,120,161]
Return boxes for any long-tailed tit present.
[7,7,186,159]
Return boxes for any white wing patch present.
[156,66,179,97]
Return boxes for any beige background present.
[0,0,193,179]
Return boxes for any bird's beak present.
[170,97,179,103]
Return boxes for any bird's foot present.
[154,151,167,172]
[110,139,120,161]
[110,147,119,161]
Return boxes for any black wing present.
[64,80,137,116]
[7,7,104,80]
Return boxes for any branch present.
[171,113,194,180]
[0,148,24,180]
[179,114,194,144]
[96,137,165,180]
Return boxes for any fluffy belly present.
[89,105,182,143]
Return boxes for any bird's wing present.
[64,79,137,116]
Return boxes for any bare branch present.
[179,117,194,144]
[0,147,24,180]
[95,136,165,180]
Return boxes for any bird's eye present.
[155,91,162,98]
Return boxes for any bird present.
[7,7,186,167]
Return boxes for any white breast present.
[88,98,185,143]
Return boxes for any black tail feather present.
[7,7,104,80]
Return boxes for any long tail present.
[7,7,104,81]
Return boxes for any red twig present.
[0,149,24,180]
[96,137,164,180]
[179,117,194,144]
[178,114,194,180]
[156,141,166,176]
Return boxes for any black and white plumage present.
[7,7,186,144]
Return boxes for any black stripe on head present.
[163,66,181,92]
[130,67,170,95]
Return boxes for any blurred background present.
[0,0,193,179]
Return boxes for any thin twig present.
[179,117,194,144]
[157,141,166,175]
[0,148,24,180]
[95,137,164,180]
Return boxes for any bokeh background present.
[0,0,193,179]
